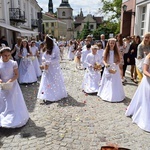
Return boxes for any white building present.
[0,0,41,46]
[134,0,150,37]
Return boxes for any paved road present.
[0,52,149,150]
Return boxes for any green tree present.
[93,20,120,39]
[100,0,122,20]
[77,22,92,39]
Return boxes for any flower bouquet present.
[108,63,117,74]
[40,61,50,71]
[28,56,36,61]
[0,82,13,90]
[93,62,102,71]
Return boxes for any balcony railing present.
[9,8,26,23]
[31,19,38,28]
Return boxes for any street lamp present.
[122,4,135,16]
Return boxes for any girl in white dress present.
[30,41,42,77]
[68,40,75,60]
[81,44,91,69]
[18,39,37,84]
[97,38,125,102]
[11,37,22,65]
[125,53,150,132]
[116,33,126,82]
[0,47,29,128]
[74,46,82,69]
[97,42,104,77]
[38,42,46,65]
[37,35,67,102]
[82,45,102,93]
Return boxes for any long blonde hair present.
[141,32,150,46]
[17,37,22,47]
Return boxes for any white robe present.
[81,49,91,69]
[82,53,101,93]
[68,45,74,60]
[30,46,42,77]
[125,56,150,132]
[0,59,29,128]
[18,48,37,84]
[37,45,67,101]
[97,50,125,102]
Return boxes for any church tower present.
[57,0,73,40]
[48,0,53,13]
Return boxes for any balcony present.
[31,19,38,28]
[9,8,26,23]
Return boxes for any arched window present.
[62,11,65,16]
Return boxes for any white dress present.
[37,45,67,102]
[125,56,150,132]
[81,49,91,69]
[18,48,37,84]
[68,45,74,60]
[97,50,125,102]
[38,48,44,65]
[82,53,101,93]
[0,59,29,128]
[30,46,42,77]
[14,44,21,65]
[97,49,104,67]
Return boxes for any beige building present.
[74,10,103,39]
[57,0,74,40]
[43,13,67,40]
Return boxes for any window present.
[140,6,146,36]
[90,25,94,29]
[18,0,20,6]
[31,8,34,19]
[46,23,49,27]
[51,23,54,27]
[51,30,54,35]
[62,11,65,16]
[46,30,49,34]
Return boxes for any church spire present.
[62,0,68,3]
[80,8,83,17]
[60,0,71,7]
[48,0,53,13]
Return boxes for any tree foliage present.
[93,20,120,39]
[77,22,92,39]
[100,0,122,20]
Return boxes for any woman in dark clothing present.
[127,35,141,82]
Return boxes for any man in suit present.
[100,34,107,49]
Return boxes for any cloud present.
[37,0,103,16]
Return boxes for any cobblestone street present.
[0,53,149,150]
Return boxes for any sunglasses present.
[101,146,130,150]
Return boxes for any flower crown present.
[0,46,11,53]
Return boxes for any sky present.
[36,0,103,17]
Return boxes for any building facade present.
[134,0,150,37]
[74,9,103,39]
[43,13,67,40]
[0,0,41,46]
[57,0,74,40]
[120,0,136,37]
[121,0,150,37]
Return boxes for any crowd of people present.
[0,32,150,133]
